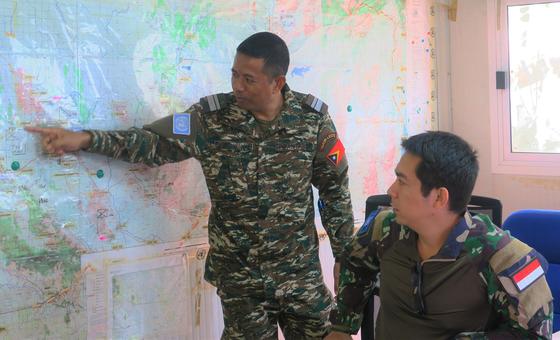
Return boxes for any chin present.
[393,214,406,225]
[237,102,251,111]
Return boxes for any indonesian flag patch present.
[327,139,345,166]
[512,258,545,291]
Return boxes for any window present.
[490,0,560,176]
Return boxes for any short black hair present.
[236,32,289,79]
[401,131,479,214]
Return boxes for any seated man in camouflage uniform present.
[26,32,354,339]
[327,131,553,339]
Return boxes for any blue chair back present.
[503,209,560,332]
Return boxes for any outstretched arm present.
[26,105,205,165]
[25,126,92,156]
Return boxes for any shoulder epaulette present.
[372,209,408,260]
[302,94,329,114]
[200,93,230,113]
[356,208,392,247]
[467,214,511,259]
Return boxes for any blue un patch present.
[173,113,191,135]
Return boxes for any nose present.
[387,181,397,198]
[232,77,244,94]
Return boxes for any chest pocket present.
[259,139,315,198]
[203,141,253,204]
[421,258,491,330]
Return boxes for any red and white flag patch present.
[512,258,544,291]
[327,139,345,166]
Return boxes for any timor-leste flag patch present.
[327,139,345,166]
[511,258,545,291]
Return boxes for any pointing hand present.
[25,126,92,156]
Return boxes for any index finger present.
[24,126,53,135]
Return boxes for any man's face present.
[387,152,436,228]
[231,53,282,113]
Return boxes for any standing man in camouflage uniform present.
[327,131,553,339]
[26,32,354,339]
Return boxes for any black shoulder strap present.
[302,94,328,114]
[199,93,230,113]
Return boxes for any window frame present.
[488,0,560,176]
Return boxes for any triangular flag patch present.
[327,139,345,166]
[512,258,544,291]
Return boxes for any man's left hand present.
[325,331,352,340]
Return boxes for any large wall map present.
[0,0,435,338]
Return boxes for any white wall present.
[445,0,560,220]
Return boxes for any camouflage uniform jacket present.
[87,85,354,290]
[330,209,554,339]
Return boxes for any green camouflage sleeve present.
[86,104,205,166]
[455,239,554,339]
[329,210,392,334]
[311,112,353,260]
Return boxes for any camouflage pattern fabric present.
[330,209,553,339]
[87,85,354,338]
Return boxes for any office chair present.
[361,195,391,340]
[360,194,503,339]
[503,209,560,332]
[468,195,503,227]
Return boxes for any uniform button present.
[248,183,258,196]
[258,205,269,219]
[248,248,258,265]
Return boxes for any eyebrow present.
[395,170,407,180]
[231,68,255,79]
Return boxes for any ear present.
[273,75,286,93]
[433,187,450,209]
